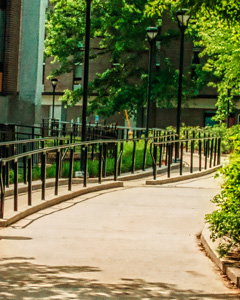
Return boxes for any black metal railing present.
[0,136,156,218]
[0,134,221,219]
[150,136,221,180]
[0,123,43,142]
[42,118,166,141]
[0,136,73,159]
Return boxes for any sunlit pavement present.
[0,174,239,299]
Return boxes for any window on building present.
[73,63,83,91]
[204,111,217,127]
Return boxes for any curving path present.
[0,174,239,299]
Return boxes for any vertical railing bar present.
[98,144,103,184]
[114,143,118,181]
[118,142,123,176]
[190,140,194,173]
[199,139,202,172]
[0,162,5,219]
[214,137,217,166]
[55,150,60,195]
[204,138,208,170]
[14,159,18,211]
[23,145,27,184]
[41,152,46,200]
[180,141,183,175]
[28,156,32,206]
[217,137,221,165]
[142,140,147,171]
[153,144,157,180]
[132,141,136,174]
[209,138,214,168]
[167,144,171,178]
[83,145,88,187]
[6,146,9,188]
[159,144,162,168]
[102,143,107,178]
[68,148,74,191]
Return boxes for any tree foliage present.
[45,0,204,118]
[146,0,240,22]
[189,15,240,121]
[206,128,240,256]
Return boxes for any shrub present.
[206,137,240,257]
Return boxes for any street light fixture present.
[146,26,158,138]
[51,78,58,119]
[176,9,190,140]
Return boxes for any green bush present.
[206,136,240,257]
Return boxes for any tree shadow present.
[0,259,239,299]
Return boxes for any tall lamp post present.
[176,9,190,139]
[51,78,58,120]
[146,26,158,138]
[82,0,92,142]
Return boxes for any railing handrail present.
[0,135,220,164]
[0,137,153,164]
[152,136,220,146]
[0,136,70,147]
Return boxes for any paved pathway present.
[0,174,239,299]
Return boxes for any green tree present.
[45,0,204,118]
[189,15,240,121]
[146,0,240,22]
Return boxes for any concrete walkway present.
[0,174,239,299]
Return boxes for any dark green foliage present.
[206,132,240,256]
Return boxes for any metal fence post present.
[28,155,32,206]
[153,144,157,180]
[167,144,171,178]
[118,142,123,176]
[99,144,103,184]
[132,141,136,174]
[55,150,61,195]
[217,138,221,165]
[68,148,74,191]
[14,159,18,211]
[0,162,5,219]
[190,140,194,173]
[114,143,118,181]
[41,152,46,200]
[179,142,183,175]
[83,145,88,187]
[142,140,148,171]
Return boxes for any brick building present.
[0,0,48,125]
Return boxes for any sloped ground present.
[0,174,239,299]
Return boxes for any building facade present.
[0,0,48,126]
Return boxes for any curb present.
[118,163,180,181]
[146,165,221,185]
[0,181,123,227]
[201,224,240,287]
[3,164,180,197]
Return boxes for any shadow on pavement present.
[0,259,239,300]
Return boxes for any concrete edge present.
[201,224,240,287]
[0,181,123,228]
[4,164,180,197]
[119,163,180,181]
[145,165,221,185]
